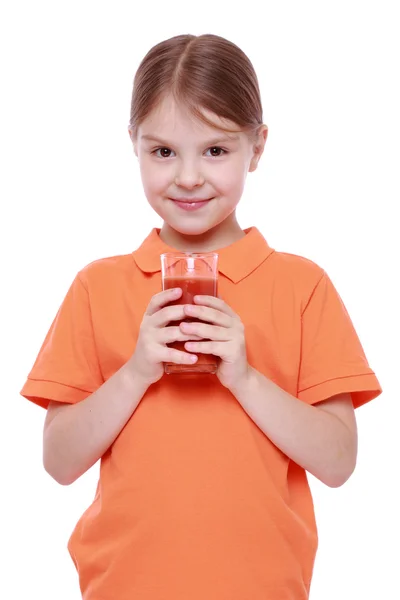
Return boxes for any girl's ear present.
[249,125,268,172]
[128,127,138,156]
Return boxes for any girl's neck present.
[159,214,245,253]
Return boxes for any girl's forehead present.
[139,95,241,138]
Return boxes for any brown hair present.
[129,34,264,142]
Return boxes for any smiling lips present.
[171,198,213,211]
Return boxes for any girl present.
[21,33,382,599]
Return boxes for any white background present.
[1,1,399,598]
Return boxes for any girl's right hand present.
[128,288,201,386]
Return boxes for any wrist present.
[227,364,256,398]
[120,361,152,394]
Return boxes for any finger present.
[145,288,182,316]
[159,326,204,344]
[184,341,223,356]
[152,304,187,327]
[183,303,232,326]
[159,347,198,365]
[180,321,231,341]
[193,295,237,318]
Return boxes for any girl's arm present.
[43,363,150,485]
[43,287,198,486]
[230,366,358,488]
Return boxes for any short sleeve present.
[297,271,382,409]
[20,273,104,409]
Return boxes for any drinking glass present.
[161,252,219,374]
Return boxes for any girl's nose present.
[174,162,205,188]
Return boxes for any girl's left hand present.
[180,295,249,391]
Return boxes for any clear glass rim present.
[160,252,219,259]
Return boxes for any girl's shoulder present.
[268,247,326,291]
[76,252,138,285]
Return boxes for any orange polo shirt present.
[20,227,382,600]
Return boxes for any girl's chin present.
[166,223,214,237]
[152,202,236,237]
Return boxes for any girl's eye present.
[206,147,226,157]
[152,146,227,159]
[153,148,174,158]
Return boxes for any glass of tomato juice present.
[160,252,219,374]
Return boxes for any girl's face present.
[132,94,267,240]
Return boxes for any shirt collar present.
[132,227,275,284]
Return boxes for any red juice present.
[163,275,218,373]
[164,275,217,303]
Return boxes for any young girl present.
[20,33,382,599]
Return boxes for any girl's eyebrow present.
[141,134,240,146]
